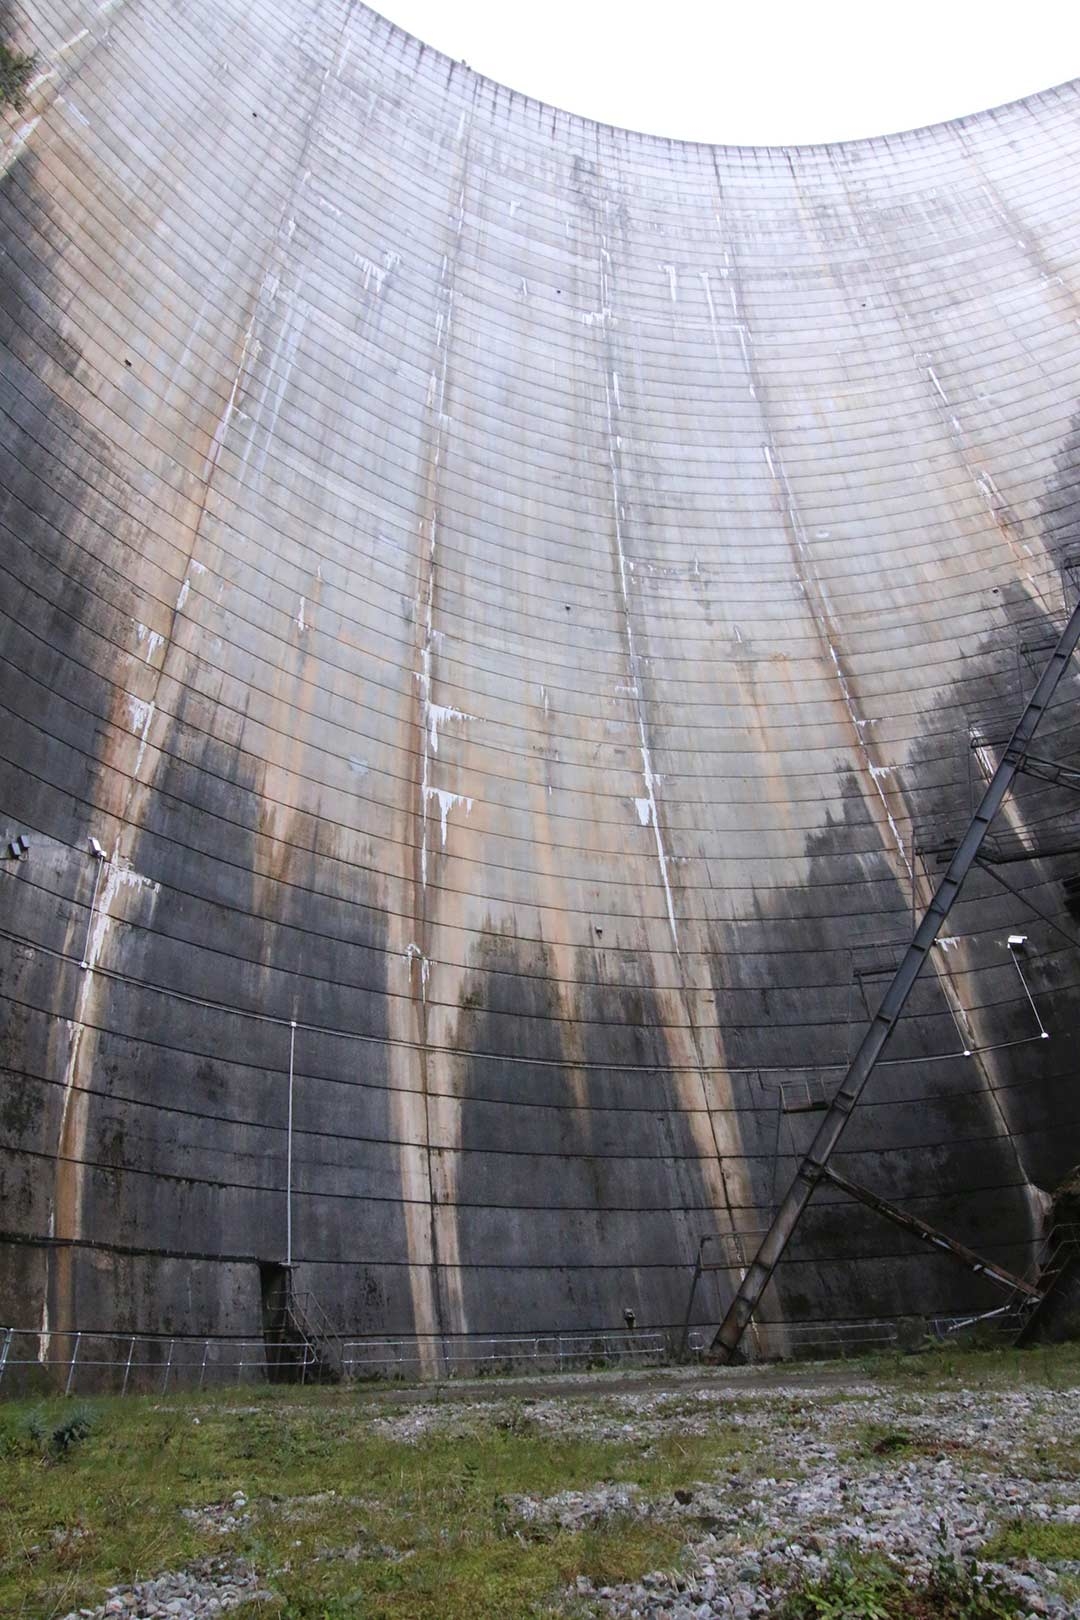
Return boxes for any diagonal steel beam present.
[819,1165,1040,1298]
[1006,752,1080,795]
[711,596,1080,1360]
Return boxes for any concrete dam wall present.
[3,0,1080,1359]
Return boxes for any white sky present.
[375,0,1080,145]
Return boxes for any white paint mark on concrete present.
[661,263,677,302]
[634,797,651,827]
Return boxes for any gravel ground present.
[61,1558,272,1618]
[59,1371,1080,1618]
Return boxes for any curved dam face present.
[2,0,1080,1357]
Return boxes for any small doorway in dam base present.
[259,1263,302,1382]
[258,1262,344,1383]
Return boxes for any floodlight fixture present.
[88,836,106,859]
[1007,934,1028,950]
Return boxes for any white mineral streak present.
[175,576,191,613]
[46,853,161,1354]
[425,786,473,846]
[296,597,306,634]
[756,361,982,1055]
[203,304,261,481]
[426,703,471,753]
[599,231,680,950]
[354,249,400,295]
[403,941,431,997]
[417,181,467,888]
[134,623,165,662]
[700,267,756,400]
[130,699,156,782]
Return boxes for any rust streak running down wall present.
[2,0,1080,1353]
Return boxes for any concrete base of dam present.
[2,0,1080,1358]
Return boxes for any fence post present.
[65,1332,81,1397]
[199,1339,209,1390]
[0,1327,12,1390]
[161,1337,174,1395]
[121,1335,135,1396]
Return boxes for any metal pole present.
[711,595,1080,1360]
[286,1020,296,1269]
[122,1335,135,1396]
[80,854,106,969]
[0,1327,12,1390]
[65,1332,80,1396]
[1009,950,1048,1038]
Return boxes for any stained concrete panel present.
[1,0,1080,1350]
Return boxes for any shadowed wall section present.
[2,0,1080,1354]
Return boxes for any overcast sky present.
[375,0,1080,145]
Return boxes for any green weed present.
[981,1517,1080,1564]
[774,1550,1022,1620]
[0,41,36,109]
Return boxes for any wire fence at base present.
[0,1325,708,1396]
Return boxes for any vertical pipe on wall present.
[286,1020,297,1270]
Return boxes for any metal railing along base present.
[0,1326,708,1397]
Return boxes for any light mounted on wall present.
[81,834,110,969]
[5,834,29,861]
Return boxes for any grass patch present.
[849,1423,973,1464]
[773,1551,1023,1619]
[857,1341,1080,1389]
[981,1517,1080,1564]
[0,1390,736,1618]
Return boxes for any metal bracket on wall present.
[970,735,1080,797]
[710,594,1080,1362]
